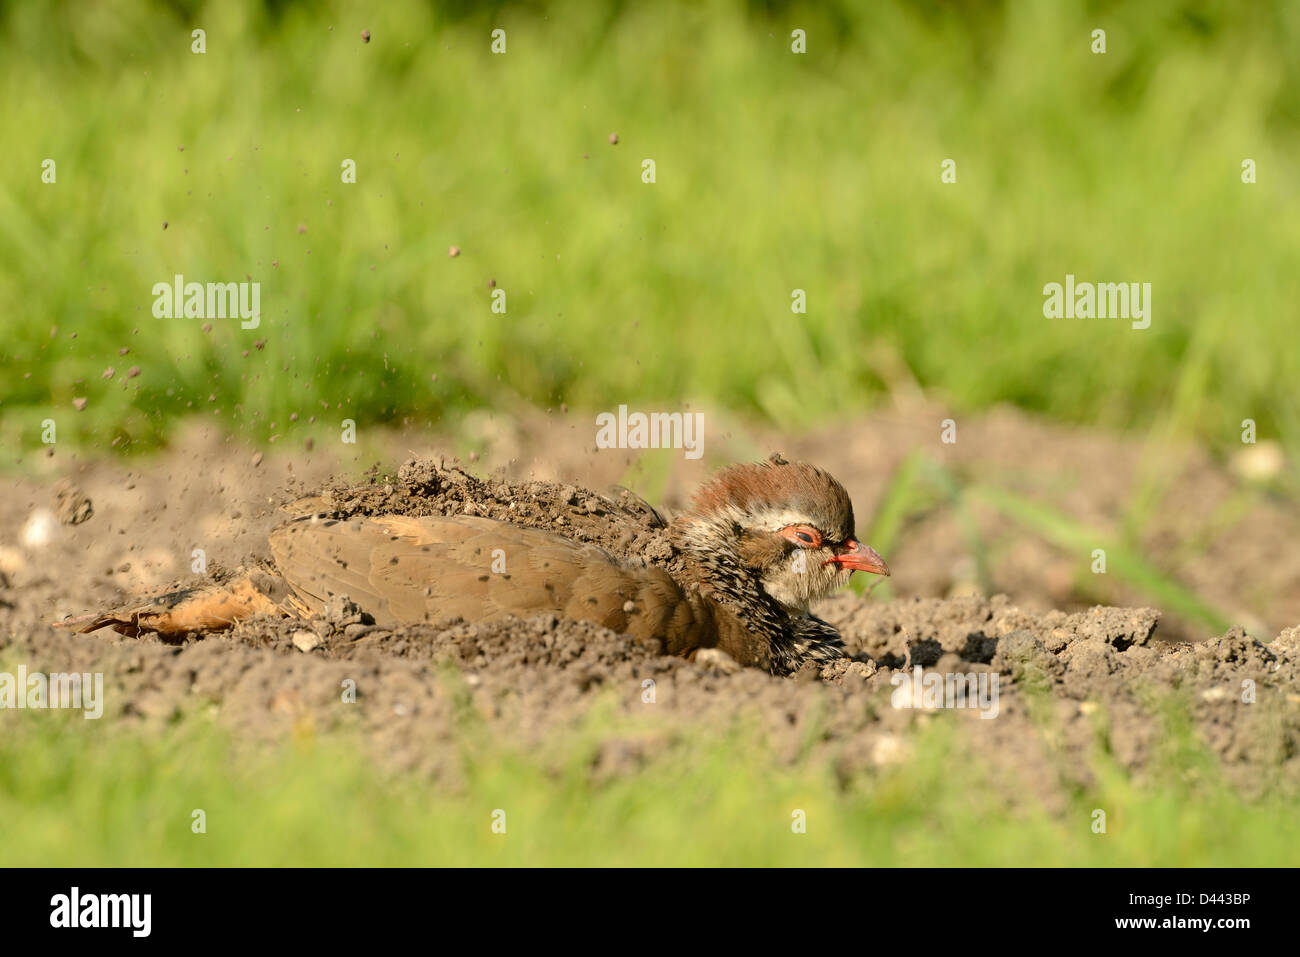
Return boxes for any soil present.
[2,410,1298,805]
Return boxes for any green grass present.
[2,699,1296,866]
[2,0,1299,457]
[971,481,1233,631]
[854,452,1237,631]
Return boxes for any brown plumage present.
[54,456,889,674]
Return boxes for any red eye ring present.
[780,525,823,548]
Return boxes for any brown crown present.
[683,455,856,542]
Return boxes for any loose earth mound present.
[4,453,1297,807]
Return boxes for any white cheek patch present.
[764,560,850,614]
[763,576,809,613]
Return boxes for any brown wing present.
[268,513,759,662]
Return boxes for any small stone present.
[292,630,322,652]
[872,734,905,765]
[844,659,877,680]
[1230,441,1284,482]
[448,246,460,258]
[361,29,371,42]
[694,648,740,674]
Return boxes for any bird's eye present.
[780,525,823,547]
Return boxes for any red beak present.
[825,539,890,576]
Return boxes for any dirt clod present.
[53,481,94,526]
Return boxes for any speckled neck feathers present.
[669,456,857,672]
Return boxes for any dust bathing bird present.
[54,455,889,674]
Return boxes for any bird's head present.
[670,455,889,614]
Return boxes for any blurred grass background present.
[5,697,1297,866]
[1,0,1297,454]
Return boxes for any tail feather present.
[51,573,290,638]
